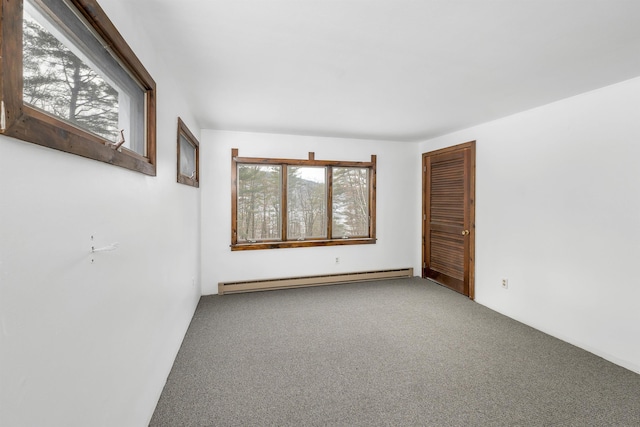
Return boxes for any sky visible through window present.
[297,167,325,182]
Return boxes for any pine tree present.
[238,165,282,240]
[332,167,369,236]
[287,168,326,238]
[22,16,119,141]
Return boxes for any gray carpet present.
[149,277,640,426]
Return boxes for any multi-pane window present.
[231,149,376,250]
[1,0,156,175]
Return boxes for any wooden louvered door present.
[422,141,475,298]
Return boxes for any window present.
[1,0,156,175]
[231,149,377,250]
[176,118,199,187]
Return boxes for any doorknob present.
[461,230,470,236]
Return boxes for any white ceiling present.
[121,0,640,141]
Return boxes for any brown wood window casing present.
[231,149,377,251]
[0,0,157,175]
[176,118,199,187]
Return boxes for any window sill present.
[4,98,156,176]
[178,174,199,187]
[231,238,377,251]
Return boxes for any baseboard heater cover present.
[218,268,414,295]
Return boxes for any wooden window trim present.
[231,149,377,251]
[0,0,157,175]
[176,117,199,187]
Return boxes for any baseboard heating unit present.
[218,268,414,295]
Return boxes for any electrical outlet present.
[335,257,340,264]
[501,278,509,289]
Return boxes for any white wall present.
[201,130,420,295]
[0,1,201,426]
[419,77,640,374]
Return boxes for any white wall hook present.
[91,242,119,253]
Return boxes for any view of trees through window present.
[22,11,120,142]
[288,167,327,239]
[237,165,282,241]
[332,167,370,237]
[237,163,370,243]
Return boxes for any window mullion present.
[370,155,377,239]
[281,163,288,242]
[327,166,333,240]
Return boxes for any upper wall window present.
[176,118,199,187]
[1,0,157,175]
[231,149,377,250]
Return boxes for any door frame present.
[422,141,476,299]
